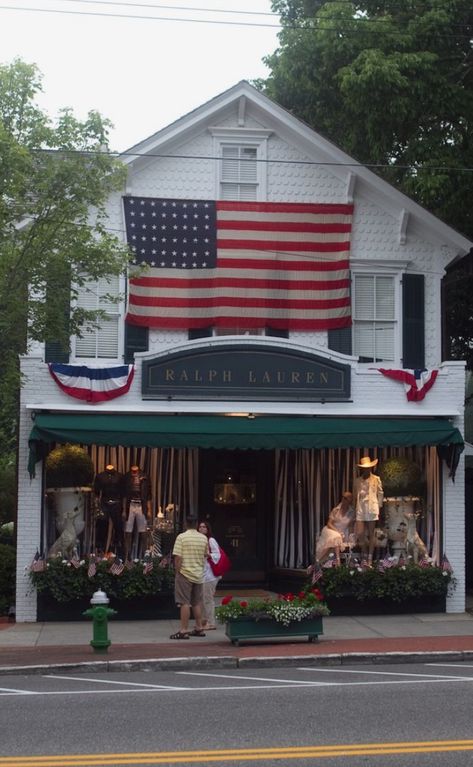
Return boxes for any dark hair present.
[198,519,212,538]
[185,515,197,528]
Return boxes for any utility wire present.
[33,0,473,29]
[1,3,472,37]
[28,147,473,174]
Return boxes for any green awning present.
[28,412,464,476]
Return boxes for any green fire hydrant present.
[83,589,116,654]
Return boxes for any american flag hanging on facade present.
[123,197,353,330]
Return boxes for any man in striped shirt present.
[170,516,209,639]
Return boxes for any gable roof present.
[120,80,472,259]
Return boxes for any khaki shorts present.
[125,501,147,533]
[174,571,203,607]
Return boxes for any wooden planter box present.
[225,616,324,646]
[37,593,175,621]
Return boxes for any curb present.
[2,650,473,676]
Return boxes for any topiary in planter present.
[378,457,424,497]
[46,444,94,488]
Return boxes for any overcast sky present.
[0,0,280,152]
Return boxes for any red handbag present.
[209,545,231,577]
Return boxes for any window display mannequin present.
[316,491,355,566]
[94,465,125,557]
[353,456,384,565]
[124,465,152,559]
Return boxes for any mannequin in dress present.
[316,491,354,565]
[94,464,125,556]
[353,456,384,564]
[124,465,152,559]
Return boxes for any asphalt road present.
[1,662,473,766]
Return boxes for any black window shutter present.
[328,326,352,355]
[188,328,213,340]
[402,274,425,369]
[124,323,149,364]
[265,327,289,339]
[45,340,70,363]
[44,274,71,363]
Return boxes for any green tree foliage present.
[0,59,129,453]
[258,0,473,239]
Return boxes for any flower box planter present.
[225,616,324,646]
[326,595,446,616]
[37,592,175,622]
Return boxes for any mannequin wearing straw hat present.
[353,456,384,565]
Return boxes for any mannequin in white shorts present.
[124,465,151,559]
[353,456,384,565]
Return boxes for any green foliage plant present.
[0,542,16,615]
[45,444,94,488]
[0,59,130,454]
[378,457,424,497]
[29,556,174,603]
[320,562,453,603]
[258,0,473,239]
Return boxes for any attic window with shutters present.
[210,128,271,201]
[353,273,398,363]
[73,275,121,360]
[221,145,258,200]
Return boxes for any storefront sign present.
[142,344,351,401]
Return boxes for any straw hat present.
[357,456,378,469]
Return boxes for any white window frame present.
[210,128,271,201]
[70,274,125,362]
[351,261,407,366]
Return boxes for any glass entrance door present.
[198,449,273,583]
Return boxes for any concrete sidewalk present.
[1,611,473,675]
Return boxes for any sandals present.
[188,629,206,637]
[169,631,189,640]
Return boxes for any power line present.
[56,0,278,18]
[30,147,473,174]
[1,3,472,37]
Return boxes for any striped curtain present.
[274,446,441,568]
[82,446,198,554]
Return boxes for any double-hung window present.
[353,274,397,363]
[73,275,121,360]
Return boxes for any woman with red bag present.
[197,520,221,630]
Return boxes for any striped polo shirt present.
[172,529,209,583]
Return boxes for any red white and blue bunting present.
[378,368,438,402]
[48,363,134,403]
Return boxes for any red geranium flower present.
[221,595,233,605]
[240,601,248,607]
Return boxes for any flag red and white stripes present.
[110,560,124,576]
[378,368,438,402]
[124,197,354,331]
